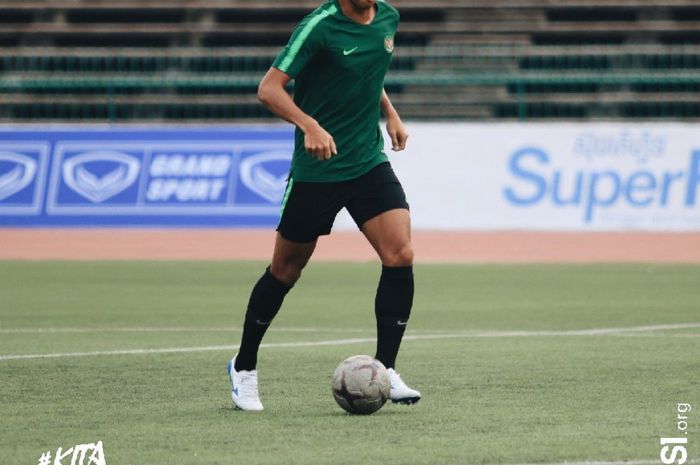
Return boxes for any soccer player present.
[227,0,421,411]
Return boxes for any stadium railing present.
[1,44,699,121]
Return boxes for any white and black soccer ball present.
[331,355,390,415]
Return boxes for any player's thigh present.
[345,163,412,266]
[361,208,413,267]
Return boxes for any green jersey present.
[272,0,399,182]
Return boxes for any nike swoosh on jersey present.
[343,47,359,56]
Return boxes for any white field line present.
[611,333,700,338]
[506,460,700,465]
[1,322,698,335]
[0,338,372,361]
[414,322,700,337]
[0,326,372,334]
[0,323,698,362]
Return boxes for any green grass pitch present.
[0,261,698,465]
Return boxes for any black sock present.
[374,265,414,369]
[235,266,292,371]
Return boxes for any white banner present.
[336,122,700,231]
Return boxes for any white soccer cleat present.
[387,368,422,405]
[227,357,264,411]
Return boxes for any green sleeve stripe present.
[277,5,337,73]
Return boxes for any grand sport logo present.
[239,151,292,203]
[46,138,293,218]
[0,151,37,202]
[62,151,140,203]
[145,152,231,202]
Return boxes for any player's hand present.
[386,115,408,151]
[303,121,337,161]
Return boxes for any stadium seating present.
[1,0,699,121]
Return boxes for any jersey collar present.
[333,0,381,26]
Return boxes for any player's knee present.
[382,242,414,267]
[270,261,306,285]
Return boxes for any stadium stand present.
[1,0,699,121]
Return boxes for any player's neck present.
[338,0,377,25]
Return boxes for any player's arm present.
[381,89,409,152]
[257,68,337,161]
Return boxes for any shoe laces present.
[238,370,260,398]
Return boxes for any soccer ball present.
[331,355,390,415]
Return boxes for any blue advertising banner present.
[0,126,294,227]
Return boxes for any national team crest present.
[384,35,394,53]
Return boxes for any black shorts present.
[277,162,409,243]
